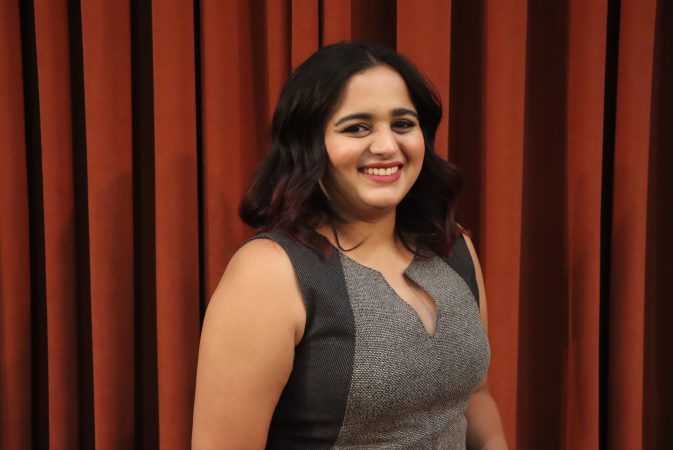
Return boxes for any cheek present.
[323,146,355,186]
[405,134,426,162]
[325,140,359,170]
[325,164,356,192]
[324,135,341,165]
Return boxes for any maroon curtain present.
[1,1,671,449]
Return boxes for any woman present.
[192,41,508,450]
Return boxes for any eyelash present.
[343,124,371,134]
[393,120,415,130]
[342,120,416,135]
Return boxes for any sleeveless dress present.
[252,231,491,450]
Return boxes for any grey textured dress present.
[255,231,491,450]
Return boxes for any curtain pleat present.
[643,3,673,449]
[0,2,32,450]
[480,0,527,446]
[1,1,671,449]
[608,0,659,449]
[291,0,319,68]
[564,0,607,447]
[200,0,290,300]
[322,0,352,44]
[151,1,200,449]
[33,0,81,448]
[517,0,573,447]
[80,1,136,448]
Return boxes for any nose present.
[369,127,399,157]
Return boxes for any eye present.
[392,119,417,132]
[341,123,371,136]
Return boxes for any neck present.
[328,209,399,252]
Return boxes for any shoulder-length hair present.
[239,40,463,257]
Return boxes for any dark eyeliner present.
[393,119,416,129]
[342,123,370,133]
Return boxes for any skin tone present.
[192,65,507,449]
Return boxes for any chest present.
[379,269,439,336]
[329,255,491,446]
[339,254,490,393]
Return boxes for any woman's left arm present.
[463,235,509,450]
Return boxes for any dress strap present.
[441,234,479,305]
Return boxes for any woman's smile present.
[358,163,403,183]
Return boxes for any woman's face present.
[322,65,425,220]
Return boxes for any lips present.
[358,162,403,183]
[360,165,400,176]
[357,162,403,176]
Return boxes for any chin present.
[362,197,404,211]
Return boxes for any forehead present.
[331,65,415,117]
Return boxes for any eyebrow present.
[333,108,419,127]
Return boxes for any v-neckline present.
[335,249,440,338]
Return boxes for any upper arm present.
[462,234,488,331]
[192,239,306,450]
[462,233,492,394]
[462,235,508,448]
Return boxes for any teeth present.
[364,166,399,176]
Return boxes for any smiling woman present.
[192,41,508,450]
[322,65,425,219]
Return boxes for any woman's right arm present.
[192,239,306,450]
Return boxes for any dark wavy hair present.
[239,41,463,257]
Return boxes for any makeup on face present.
[322,65,425,217]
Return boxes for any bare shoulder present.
[208,237,306,341]
[192,238,305,449]
[223,238,298,287]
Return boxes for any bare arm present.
[192,239,306,450]
[463,235,509,450]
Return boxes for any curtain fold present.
[0,2,32,450]
[608,0,659,449]
[564,0,606,447]
[1,1,670,449]
[480,0,528,446]
[79,1,136,448]
[643,3,673,449]
[152,1,200,449]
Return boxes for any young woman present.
[192,41,508,450]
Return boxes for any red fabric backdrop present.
[1,1,671,449]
